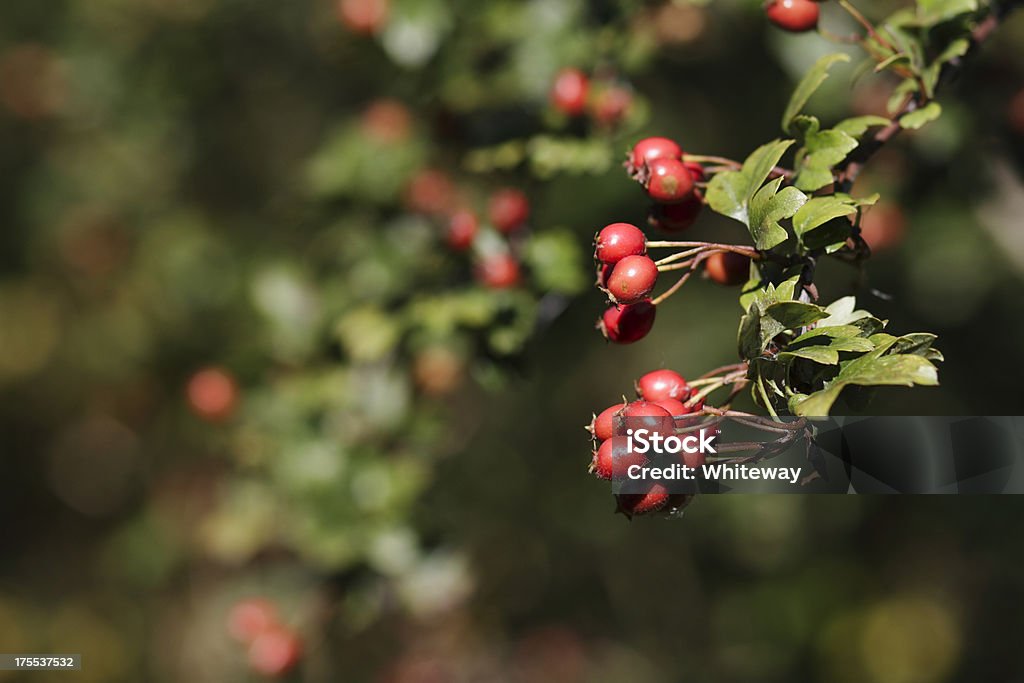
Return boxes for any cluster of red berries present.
[594,221,658,343]
[587,369,706,517]
[627,136,705,234]
[405,168,530,290]
[549,67,634,128]
[765,0,821,33]
[227,598,303,678]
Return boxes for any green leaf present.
[874,53,911,73]
[780,347,840,365]
[748,178,807,250]
[794,129,859,192]
[793,355,939,416]
[916,0,978,23]
[828,337,877,353]
[782,53,852,133]
[742,139,795,198]
[792,196,858,237]
[833,115,891,138]
[790,325,865,346]
[765,301,830,329]
[899,102,942,130]
[706,170,749,224]
[887,78,919,114]
[707,140,796,240]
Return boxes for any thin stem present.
[650,269,694,306]
[756,375,781,421]
[657,259,696,273]
[837,0,898,53]
[655,248,704,266]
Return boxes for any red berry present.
[446,210,478,251]
[765,0,820,33]
[616,484,670,517]
[637,369,691,402]
[337,0,390,34]
[228,599,278,644]
[683,161,706,182]
[488,188,530,233]
[629,137,683,173]
[592,402,626,441]
[594,222,646,264]
[621,400,674,431]
[606,254,658,303]
[597,262,613,288]
[592,435,647,480]
[645,158,695,204]
[550,68,589,116]
[652,398,688,416]
[649,193,703,232]
[187,367,238,422]
[590,84,632,126]
[599,299,657,344]
[248,626,302,677]
[476,253,521,289]
[705,251,750,286]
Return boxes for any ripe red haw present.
[649,193,703,232]
[550,68,589,116]
[651,397,689,417]
[488,188,530,233]
[446,210,478,251]
[248,626,302,677]
[476,253,521,289]
[629,137,683,173]
[599,299,657,344]
[616,484,671,517]
[606,254,658,303]
[592,402,626,442]
[645,158,695,203]
[765,0,820,33]
[595,222,646,264]
[187,367,238,422]
[636,369,691,402]
[592,436,647,480]
[705,251,750,286]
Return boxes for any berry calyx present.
[337,0,390,35]
[704,251,751,286]
[636,369,691,402]
[248,626,302,677]
[488,188,530,233]
[550,68,589,116]
[599,299,657,344]
[645,158,695,204]
[187,367,238,422]
[629,137,683,174]
[594,222,646,264]
[592,402,626,442]
[592,435,647,480]
[228,598,279,644]
[765,0,820,33]
[446,210,478,251]
[606,254,658,303]
[616,484,670,517]
[476,253,521,289]
[649,193,703,232]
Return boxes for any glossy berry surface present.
[599,299,657,344]
[645,158,695,203]
[592,436,648,480]
[476,253,521,289]
[550,68,589,116]
[595,222,646,264]
[446,210,478,251]
[629,137,683,171]
[248,626,302,677]
[488,188,530,233]
[616,484,670,517]
[705,251,751,286]
[636,369,691,402]
[228,598,278,644]
[651,398,688,416]
[606,255,658,303]
[766,0,820,33]
[650,194,703,232]
[592,402,626,442]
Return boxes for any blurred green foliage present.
[2,0,1024,682]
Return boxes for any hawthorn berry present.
[228,598,279,644]
[248,626,302,677]
[683,161,706,182]
[651,397,688,416]
[187,367,238,422]
[765,0,820,33]
[476,253,521,289]
[592,402,626,442]
[592,435,647,480]
[649,193,703,232]
[606,254,658,303]
[488,188,530,233]
[550,68,589,117]
[629,137,683,174]
[704,251,750,286]
[636,369,691,402]
[337,0,390,34]
[645,158,695,204]
[594,222,646,264]
[599,299,657,344]
[591,84,633,126]
[597,262,613,288]
[621,399,674,441]
[616,484,671,517]
[446,210,478,251]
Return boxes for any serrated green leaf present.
[782,53,852,133]
[790,325,865,346]
[765,301,830,329]
[900,102,942,130]
[794,129,859,192]
[780,347,840,365]
[833,115,891,138]
[792,196,858,237]
[742,140,795,199]
[748,178,807,249]
[793,355,939,416]
[828,337,877,353]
